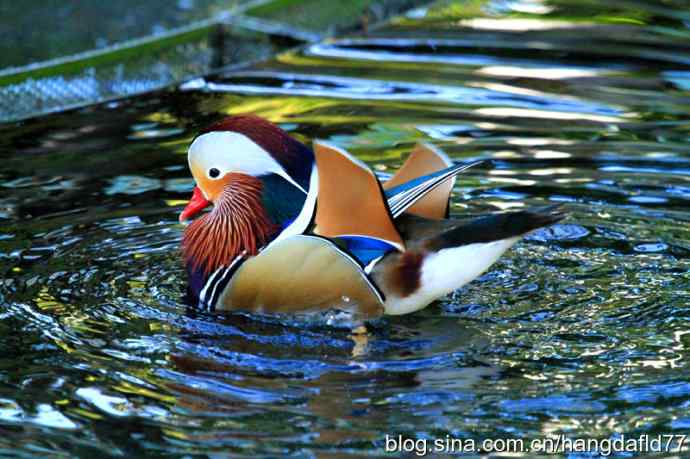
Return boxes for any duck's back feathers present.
[384,143,455,219]
[403,205,565,251]
[385,161,482,219]
[310,141,482,256]
[312,141,404,250]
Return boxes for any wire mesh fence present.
[0,0,422,124]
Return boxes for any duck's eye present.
[208,168,221,179]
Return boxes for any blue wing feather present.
[335,235,396,265]
[384,161,482,217]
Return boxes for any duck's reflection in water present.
[162,313,498,451]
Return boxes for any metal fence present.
[0,0,422,123]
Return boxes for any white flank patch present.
[384,237,520,315]
[189,131,306,193]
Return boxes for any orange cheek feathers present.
[189,162,234,202]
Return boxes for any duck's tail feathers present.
[372,205,565,315]
[426,204,565,251]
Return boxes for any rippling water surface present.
[2,0,690,456]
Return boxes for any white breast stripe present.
[207,254,246,311]
[204,250,247,312]
[204,266,230,311]
[199,266,226,308]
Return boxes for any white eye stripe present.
[189,131,306,193]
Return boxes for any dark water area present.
[1,0,690,457]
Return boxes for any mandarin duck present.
[179,115,563,318]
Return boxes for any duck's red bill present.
[179,186,211,223]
